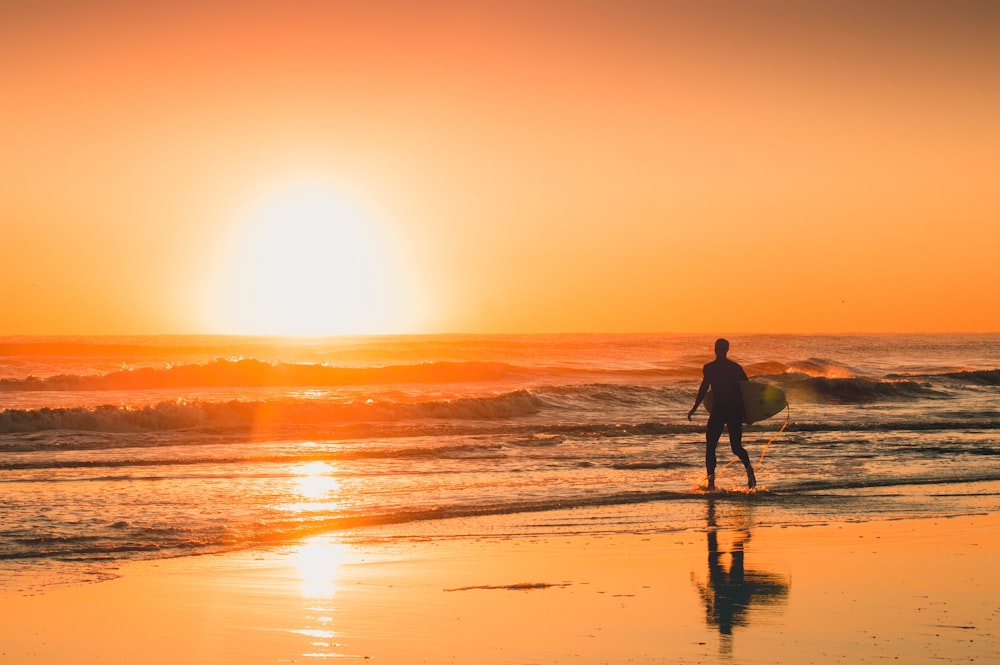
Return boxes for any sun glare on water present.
[293,461,341,500]
[206,184,415,336]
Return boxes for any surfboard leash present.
[712,401,790,478]
[757,402,790,467]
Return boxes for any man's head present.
[714,338,730,358]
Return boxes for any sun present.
[205,183,417,336]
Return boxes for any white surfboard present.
[703,381,787,424]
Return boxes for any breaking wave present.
[786,377,944,403]
[0,358,708,393]
[0,390,546,436]
[3,355,997,396]
[0,359,523,391]
[940,369,1000,385]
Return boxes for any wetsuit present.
[701,357,752,478]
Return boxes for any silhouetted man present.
[688,338,756,490]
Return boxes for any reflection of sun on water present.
[294,461,341,500]
[295,537,351,599]
[292,538,356,658]
[275,462,343,520]
[278,460,345,515]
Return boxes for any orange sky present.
[2,1,998,335]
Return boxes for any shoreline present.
[3,509,998,664]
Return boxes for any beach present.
[2,334,999,662]
[3,507,998,664]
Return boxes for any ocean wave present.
[786,377,944,403]
[940,369,1000,386]
[533,383,685,412]
[786,358,859,378]
[881,369,1000,386]
[0,420,711,458]
[0,390,546,436]
[741,358,859,379]
[786,420,1000,433]
[0,441,511,471]
[0,358,527,392]
[0,357,705,392]
[611,461,691,470]
[750,361,1000,388]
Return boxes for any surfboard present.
[703,381,787,424]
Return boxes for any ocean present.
[2,333,999,587]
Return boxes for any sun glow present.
[206,184,417,336]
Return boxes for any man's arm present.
[688,377,709,420]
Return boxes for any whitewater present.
[2,333,999,587]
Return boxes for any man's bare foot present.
[747,467,757,490]
[706,474,715,491]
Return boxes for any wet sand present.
[2,510,998,664]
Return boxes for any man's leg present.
[706,414,724,489]
[727,417,756,489]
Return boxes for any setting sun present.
[204,184,415,336]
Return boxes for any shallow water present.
[2,333,999,585]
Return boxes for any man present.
[688,338,756,490]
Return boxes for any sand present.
[2,510,999,664]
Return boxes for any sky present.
[2,0,999,335]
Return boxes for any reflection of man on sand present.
[693,499,790,655]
